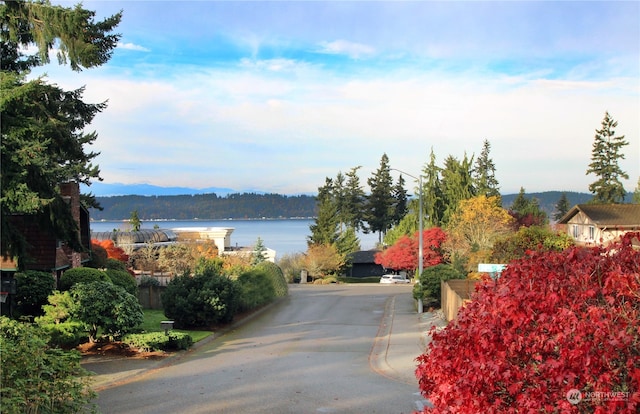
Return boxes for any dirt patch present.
[77,341,169,360]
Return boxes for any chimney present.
[59,182,82,267]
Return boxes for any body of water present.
[90,219,380,259]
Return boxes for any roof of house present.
[91,229,178,245]
[558,204,640,228]
[348,250,381,264]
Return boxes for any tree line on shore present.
[89,193,318,221]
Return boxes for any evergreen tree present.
[334,227,360,258]
[634,178,640,204]
[509,187,548,228]
[586,112,629,203]
[129,210,142,232]
[440,154,475,225]
[1,0,122,265]
[307,178,340,246]
[553,192,571,221]
[366,153,395,243]
[251,237,268,265]
[343,166,367,232]
[472,139,501,199]
[511,187,529,213]
[333,172,347,233]
[422,148,444,227]
[392,174,408,227]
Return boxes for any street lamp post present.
[391,168,424,313]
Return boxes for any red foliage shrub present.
[375,227,447,273]
[415,232,640,413]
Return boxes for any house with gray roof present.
[557,204,640,246]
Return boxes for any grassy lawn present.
[141,309,213,343]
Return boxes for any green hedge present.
[256,261,288,297]
[236,269,276,312]
[124,331,193,352]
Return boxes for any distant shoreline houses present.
[90,227,277,263]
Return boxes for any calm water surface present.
[90,219,380,259]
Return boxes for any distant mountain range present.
[83,182,248,197]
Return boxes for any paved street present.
[92,284,431,413]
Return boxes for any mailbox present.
[161,320,174,335]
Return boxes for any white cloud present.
[117,42,150,52]
[70,62,638,195]
[317,40,375,59]
[239,58,308,73]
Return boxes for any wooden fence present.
[138,285,165,310]
[441,279,479,322]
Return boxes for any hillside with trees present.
[90,193,318,220]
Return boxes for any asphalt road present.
[94,284,423,414]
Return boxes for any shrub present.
[59,267,110,291]
[0,317,96,413]
[70,281,144,342]
[162,268,240,328]
[39,320,86,349]
[13,270,55,319]
[86,241,108,268]
[105,268,137,296]
[236,269,276,312]
[105,257,129,272]
[35,291,87,348]
[277,252,306,283]
[491,225,574,263]
[415,232,640,413]
[124,331,193,352]
[139,274,160,287]
[414,264,465,303]
[256,261,288,297]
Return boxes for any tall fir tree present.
[335,227,361,258]
[422,148,444,227]
[392,174,408,227]
[1,0,122,265]
[366,153,395,243]
[308,178,340,246]
[440,154,475,225]
[586,112,629,204]
[472,139,501,199]
[553,192,571,221]
[343,166,367,232]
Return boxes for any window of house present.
[589,226,595,240]
[573,225,579,238]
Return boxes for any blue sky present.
[39,1,639,195]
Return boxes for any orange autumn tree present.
[92,239,129,263]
